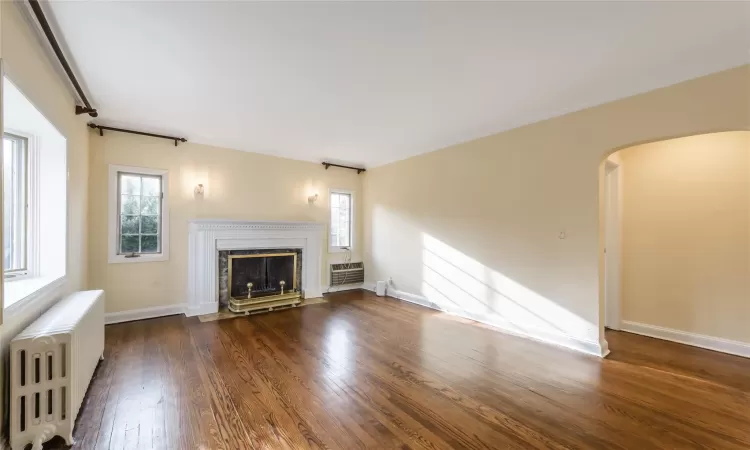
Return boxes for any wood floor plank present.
[43,290,750,449]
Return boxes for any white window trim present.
[108,164,170,264]
[3,128,39,281]
[328,188,355,254]
[2,70,69,315]
[3,275,65,319]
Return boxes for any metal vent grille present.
[330,262,365,285]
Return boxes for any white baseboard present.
[105,304,186,325]
[621,321,750,359]
[600,339,610,358]
[384,287,607,357]
[185,303,217,317]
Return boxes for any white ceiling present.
[45,1,749,168]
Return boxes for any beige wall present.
[617,132,750,343]
[362,65,750,354]
[0,1,90,432]
[88,132,363,313]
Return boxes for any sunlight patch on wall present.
[421,234,596,341]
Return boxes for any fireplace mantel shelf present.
[189,219,324,230]
[187,220,324,316]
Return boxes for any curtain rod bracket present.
[75,105,98,117]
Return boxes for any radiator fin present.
[34,356,40,384]
[20,396,25,432]
[19,351,26,387]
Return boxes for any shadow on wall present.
[369,205,599,353]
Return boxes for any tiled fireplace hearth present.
[186,220,324,316]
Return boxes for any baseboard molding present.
[600,338,610,358]
[621,321,750,359]
[384,287,607,357]
[185,302,219,317]
[105,304,186,325]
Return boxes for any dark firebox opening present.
[230,254,295,299]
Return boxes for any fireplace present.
[219,248,303,313]
[186,220,324,317]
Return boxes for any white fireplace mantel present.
[186,219,325,316]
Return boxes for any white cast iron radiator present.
[10,290,105,450]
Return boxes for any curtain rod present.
[322,162,366,174]
[88,124,187,146]
[27,0,98,117]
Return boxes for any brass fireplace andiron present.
[229,280,301,313]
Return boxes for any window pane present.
[121,215,139,234]
[120,175,141,195]
[116,172,163,256]
[141,177,160,196]
[141,235,159,253]
[329,192,352,249]
[120,235,139,253]
[330,215,339,234]
[141,196,159,215]
[141,215,158,234]
[3,134,27,273]
[121,195,140,214]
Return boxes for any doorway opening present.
[600,131,750,358]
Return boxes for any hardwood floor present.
[55,290,749,449]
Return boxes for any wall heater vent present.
[330,262,365,285]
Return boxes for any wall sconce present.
[194,184,205,196]
[307,193,318,204]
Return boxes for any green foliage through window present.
[118,172,161,254]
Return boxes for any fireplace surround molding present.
[187,219,325,316]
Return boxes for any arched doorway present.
[600,131,750,357]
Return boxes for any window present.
[108,165,169,263]
[118,173,162,254]
[329,189,353,252]
[3,75,67,312]
[3,133,28,277]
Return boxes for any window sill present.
[328,247,352,254]
[109,253,169,264]
[4,275,66,319]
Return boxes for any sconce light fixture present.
[307,193,319,204]
[194,184,205,196]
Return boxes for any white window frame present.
[3,129,40,282]
[328,188,354,254]
[2,71,68,316]
[108,164,169,264]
